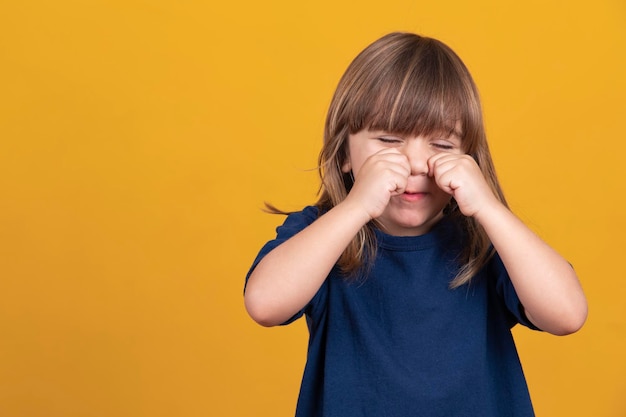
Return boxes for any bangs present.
[344,38,476,142]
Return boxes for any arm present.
[429,154,588,335]
[244,200,370,326]
[245,149,411,327]
[476,203,587,335]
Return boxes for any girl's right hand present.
[247,150,409,326]
[344,148,411,220]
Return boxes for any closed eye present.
[432,143,455,150]
[378,137,403,144]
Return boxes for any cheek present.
[344,155,366,177]
[342,146,372,176]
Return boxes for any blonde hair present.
[314,32,508,288]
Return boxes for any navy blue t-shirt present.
[246,206,539,417]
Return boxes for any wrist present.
[472,198,507,227]
[336,197,374,228]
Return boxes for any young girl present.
[244,32,587,417]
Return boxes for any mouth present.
[400,191,427,202]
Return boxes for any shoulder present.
[275,205,321,236]
[254,205,322,254]
[245,206,321,290]
[283,205,320,225]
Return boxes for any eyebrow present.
[439,126,463,140]
[368,124,463,141]
[451,130,463,140]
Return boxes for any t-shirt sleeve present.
[244,206,321,325]
[491,252,542,331]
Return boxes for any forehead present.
[350,71,468,141]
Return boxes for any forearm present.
[475,203,587,335]
[244,200,370,327]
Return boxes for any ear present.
[340,146,352,173]
[341,158,352,173]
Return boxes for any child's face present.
[343,128,463,236]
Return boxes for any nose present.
[403,140,431,176]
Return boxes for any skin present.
[245,129,588,335]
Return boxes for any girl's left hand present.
[427,153,499,218]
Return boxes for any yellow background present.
[1,1,625,416]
